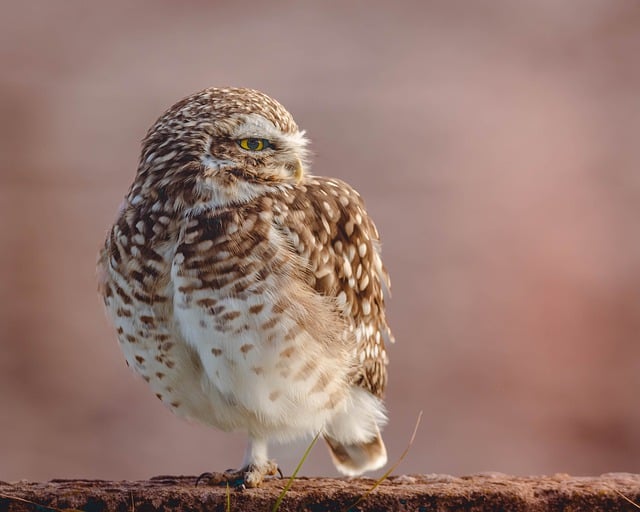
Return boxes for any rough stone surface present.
[1,473,639,511]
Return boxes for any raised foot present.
[196,461,279,489]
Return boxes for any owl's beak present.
[293,158,304,183]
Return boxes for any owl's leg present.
[240,437,279,488]
[196,437,278,488]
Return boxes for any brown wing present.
[272,176,393,397]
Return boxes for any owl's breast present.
[101,207,224,425]
[168,204,356,438]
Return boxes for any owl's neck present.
[125,174,282,222]
[188,177,280,213]
[129,154,293,216]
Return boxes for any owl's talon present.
[277,467,284,479]
[195,472,213,487]
[195,470,243,487]
[195,462,278,488]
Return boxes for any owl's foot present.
[244,460,280,488]
[196,461,280,489]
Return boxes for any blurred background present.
[1,0,639,482]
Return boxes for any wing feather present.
[272,177,393,397]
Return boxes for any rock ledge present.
[1,473,639,511]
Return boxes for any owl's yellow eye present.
[238,138,272,151]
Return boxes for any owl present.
[98,87,394,488]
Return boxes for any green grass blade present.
[272,431,321,512]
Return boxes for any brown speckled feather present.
[270,177,392,397]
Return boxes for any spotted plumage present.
[98,87,394,487]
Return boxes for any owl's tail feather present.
[324,428,387,476]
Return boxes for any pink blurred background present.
[1,1,639,482]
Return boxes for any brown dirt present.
[1,473,639,511]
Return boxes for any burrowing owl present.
[98,87,394,487]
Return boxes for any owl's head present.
[135,87,308,207]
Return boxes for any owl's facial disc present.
[205,113,307,184]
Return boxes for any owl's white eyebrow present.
[232,113,282,140]
[232,113,309,156]
[282,129,308,151]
